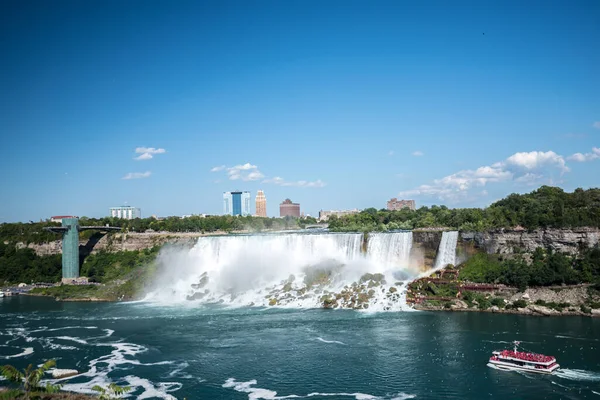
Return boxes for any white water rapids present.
[144,231,458,311]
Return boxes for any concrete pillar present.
[61,218,80,280]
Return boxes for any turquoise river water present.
[1,296,599,399]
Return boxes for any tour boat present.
[488,341,559,374]
[0,291,4,298]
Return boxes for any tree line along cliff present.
[327,186,600,232]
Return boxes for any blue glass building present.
[223,191,251,216]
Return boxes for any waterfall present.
[367,232,413,268]
[144,231,439,311]
[433,231,458,271]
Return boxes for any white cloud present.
[122,171,151,180]
[263,177,326,188]
[246,170,266,181]
[213,162,325,187]
[227,163,264,181]
[505,151,569,173]
[593,121,600,129]
[134,153,153,161]
[515,173,544,186]
[134,147,166,161]
[397,149,583,203]
[412,151,424,157]
[568,147,600,162]
[135,147,166,155]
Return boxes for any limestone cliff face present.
[411,231,442,270]
[20,232,207,256]
[460,228,600,255]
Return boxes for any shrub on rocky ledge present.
[580,304,592,314]
[511,299,528,309]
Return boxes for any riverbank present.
[0,388,95,399]
[414,301,600,317]
[408,269,600,317]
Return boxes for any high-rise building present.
[280,198,300,217]
[255,190,267,217]
[110,206,141,219]
[223,191,251,216]
[387,198,416,211]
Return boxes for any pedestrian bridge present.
[44,218,121,282]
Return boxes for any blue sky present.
[1,0,599,222]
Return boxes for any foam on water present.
[54,336,88,344]
[315,337,346,345]
[144,231,458,311]
[223,378,417,399]
[2,324,186,399]
[555,369,600,382]
[1,346,34,359]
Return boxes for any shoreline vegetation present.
[1,186,599,316]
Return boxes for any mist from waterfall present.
[144,230,456,311]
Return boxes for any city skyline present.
[1,1,599,222]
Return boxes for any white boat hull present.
[488,361,559,375]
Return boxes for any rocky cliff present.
[460,228,600,255]
[411,230,443,269]
[18,232,219,256]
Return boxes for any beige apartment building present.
[255,190,267,217]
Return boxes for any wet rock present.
[282,282,293,292]
[186,291,206,301]
[321,295,337,309]
[191,274,209,289]
[450,300,468,310]
[528,305,559,316]
[490,306,500,312]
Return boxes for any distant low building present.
[182,214,206,218]
[110,206,141,219]
[387,198,415,211]
[50,215,78,223]
[318,209,360,221]
[280,199,300,218]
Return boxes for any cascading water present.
[144,231,455,312]
[367,231,413,269]
[432,231,459,271]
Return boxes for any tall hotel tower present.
[223,191,251,216]
[255,190,267,217]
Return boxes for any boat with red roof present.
[488,341,560,374]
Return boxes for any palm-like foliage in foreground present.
[1,360,61,399]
